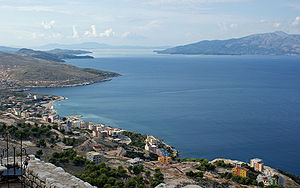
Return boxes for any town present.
[0,91,299,187]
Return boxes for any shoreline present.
[33,89,180,156]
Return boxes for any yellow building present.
[232,167,249,178]
[158,156,171,163]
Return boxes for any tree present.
[133,165,144,175]
[145,170,151,178]
[35,149,43,159]
[115,180,124,188]
[125,178,136,188]
[150,168,164,187]
[258,181,264,187]
[49,157,57,164]
[117,166,127,178]
[107,177,116,185]
[73,156,86,166]
[36,139,46,147]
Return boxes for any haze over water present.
[32,50,300,176]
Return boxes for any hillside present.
[0,53,119,89]
[156,31,300,55]
[16,48,93,62]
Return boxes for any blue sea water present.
[31,51,300,176]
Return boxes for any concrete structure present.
[232,167,249,178]
[86,151,103,164]
[251,158,264,172]
[13,155,95,187]
[155,183,175,188]
[127,158,143,166]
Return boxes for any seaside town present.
[0,91,299,188]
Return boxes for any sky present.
[0,0,300,47]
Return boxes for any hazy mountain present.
[16,48,93,62]
[156,31,300,55]
[0,46,19,53]
[36,42,170,50]
[46,49,92,55]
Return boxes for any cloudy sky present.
[0,0,300,47]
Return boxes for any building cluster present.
[91,125,123,139]
[251,158,279,186]
[144,136,172,164]
[0,94,60,123]
[231,158,279,186]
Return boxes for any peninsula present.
[0,53,119,89]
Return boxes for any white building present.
[86,151,103,164]
[145,143,157,153]
[251,158,264,172]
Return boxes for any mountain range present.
[156,31,300,56]
[35,42,170,50]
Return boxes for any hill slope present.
[0,53,119,89]
[16,48,93,62]
[156,31,300,55]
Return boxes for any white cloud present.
[259,19,266,23]
[98,28,114,37]
[292,16,300,26]
[273,22,281,28]
[72,25,79,38]
[230,23,237,28]
[84,25,114,37]
[41,20,55,30]
[121,32,131,38]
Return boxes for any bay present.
[31,50,300,176]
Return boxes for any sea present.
[31,49,300,176]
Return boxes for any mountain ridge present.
[156,31,300,56]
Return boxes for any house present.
[251,158,264,172]
[86,151,103,164]
[88,124,97,130]
[92,130,99,137]
[72,120,81,128]
[232,167,249,178]
[146,135,160,146]
[158,156,171,164]
[127,158,143,166]
[93,145,105,152]
[145,144,157,153]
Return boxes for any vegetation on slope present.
[0,53,119,88]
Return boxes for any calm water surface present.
[32,52,300,176]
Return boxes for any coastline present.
[1,81,299,187]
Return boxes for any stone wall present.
[3,155,96,188]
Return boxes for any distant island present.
[0,47,94,62]
[156,31,300,56]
